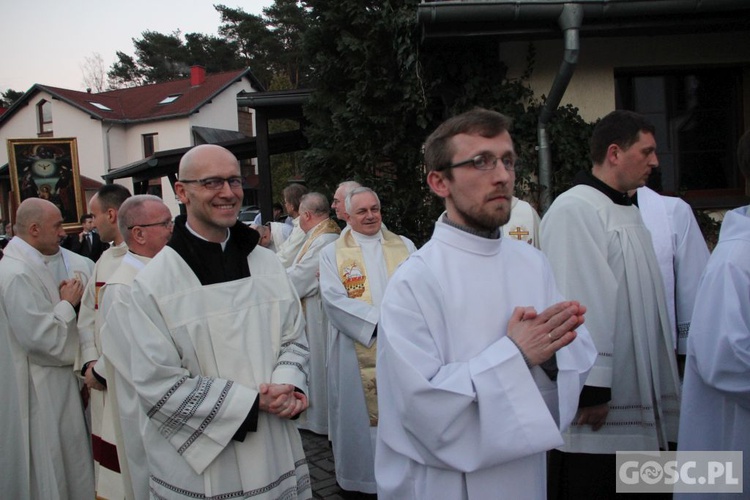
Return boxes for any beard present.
[453,200,511,232]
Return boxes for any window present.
[616,67,744,204]
[158,94,181,105]
[143,133,158,157]
[89,102,112,111]
[37,99,52,135]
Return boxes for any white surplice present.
[676,206,750,499]
[76,241,129,498]
[320,228,416,493]
[541,185,681,453]
[99,251,153,500]
[0,238,95,499]
[375,217,596,499]
[127,245,311,499]
[287,221,340,435]
[276,217,306,267]
[637,186,709,353]
[501,196,541,248]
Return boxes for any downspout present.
[537,3,582,212]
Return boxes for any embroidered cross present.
[508,226,529,240]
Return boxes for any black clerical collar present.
[441,214,501,239]
[572,170,633,206]
[167,215,259,285]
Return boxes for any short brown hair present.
[283,183,309,213]
[590,110,656,165]
[424,108,513,177]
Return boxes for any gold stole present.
[294,218,341,264]
[335,228,410,426]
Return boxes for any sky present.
[0,0,274,94]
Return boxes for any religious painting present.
[7,138,84,227]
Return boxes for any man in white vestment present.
[676,131,750,499]
[125,144,311,499]
[320,186,416,495]
[500,196,541,248]
[77,183,132,498]
[375,108,596,499]
[98,195,173,500]
[634,185,709,368]
[276,183,309,267]
[541,110,682,498]
[287,192,341,435]
[0,198,95,499]
[331,180,362,224]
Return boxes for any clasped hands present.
[59,278,84,307]
[259,383,308,420]
[507,300,586,367]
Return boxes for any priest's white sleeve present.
[670,199,710,354]
[689,256,750,404]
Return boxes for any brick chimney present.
[190,65,206,86]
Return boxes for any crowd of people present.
[0,108,748,500]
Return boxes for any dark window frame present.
[615,65,746,208]
[37,99,53,136]
[142,133,158,158]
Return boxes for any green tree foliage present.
[217,5,277,88]
[1,89,24,107]
[107,29,244,87]
[303,0,435,242]
[301,1,596,246]
[264,0,313,88]
[216,1,311,90]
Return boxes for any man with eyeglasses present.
[76,183,132,499]
[86,194,172,499]
[375,108,596,499]
[542,110,681,498]
[124,144,311,499]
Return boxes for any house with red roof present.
[0,66,263,222]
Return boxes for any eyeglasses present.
[178,176,244,190]
[437,154,518,172]
[127,218,174,230]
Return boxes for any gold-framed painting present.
[7,138,84,227]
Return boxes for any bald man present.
[124,145,311,499]
[0,198,95,498]
[97,195,173,499]
[287,192,341,435]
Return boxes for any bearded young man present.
[375,108,596,499]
